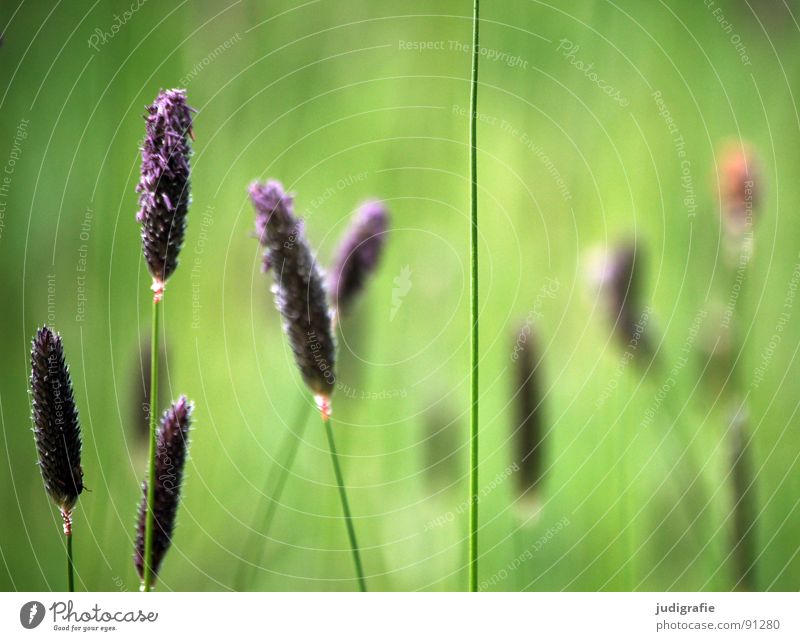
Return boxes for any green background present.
[1,0,799,591]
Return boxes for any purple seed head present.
[136,89,194,289]
[329,200,389,316]
[720,143,760,235]
[511,324,545,499]
[134,396,193,583]
[249,180,336,401]
[30,327,83,515]
[591,242,651,357]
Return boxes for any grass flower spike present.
[511,324,545,515]
[719,143,760,236]
[250,180,336,413]
[30,326,83,591]
[30,326,83,523]
[250,180,366,590]
[591,242,651,358]
[329,200,389,317]
[136,88,194,298]
[135,396,193,588]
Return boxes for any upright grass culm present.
[134,397,194,587]
[30,326,84,592]
[237,198,389,590]
[249,180,366,590]
[717,143,761,590]
[468,0,480,593]
[135,88,194,591]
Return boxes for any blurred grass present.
[1,0,799,591]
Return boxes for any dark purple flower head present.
[590,242,652,358]
[250,180,336,408]
[511,324,545,506]
[329,200,389,316]
[136,89,194,295]
[30,327,83,522]
[135,396,193,583]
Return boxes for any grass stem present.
[323,415,366,591]
[66,530,74,592]
[234,400,313,590]
[142,295,161,592]
[468,0,480,593]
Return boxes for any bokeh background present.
[1,0,799,591]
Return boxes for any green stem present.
[323,415,367,592]
[468,0,480,593]
[66,530,74,592]
[234,400,313,590]
[142,295,161,592]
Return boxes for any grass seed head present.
[329,200,389,316]
[135,396,193,583]
[512,323,545,516]
[249,180,336,401]
[30,326,83,517]
[136,88,194,291]
[590,242,652,358]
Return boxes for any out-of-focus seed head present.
[30,327,83,518]
[134,396,193,583]
[329,200,389,316]
[719,142,760,236]
[588,242,652,359]
[249,180,336,404]
[136,89,194,294]
[511,323,545,518]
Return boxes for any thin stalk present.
[234,400,313,590]
[142,295,161,592]
[468,0,480,593]
[323,416,366,592]
[66,530,74,592]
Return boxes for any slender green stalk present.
[142,295,161,592]
[468,0,480,593]
[234,400,313,590]
[66,530,74,592]
[323,415,366,592]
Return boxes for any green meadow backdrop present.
[1,0,799,591]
